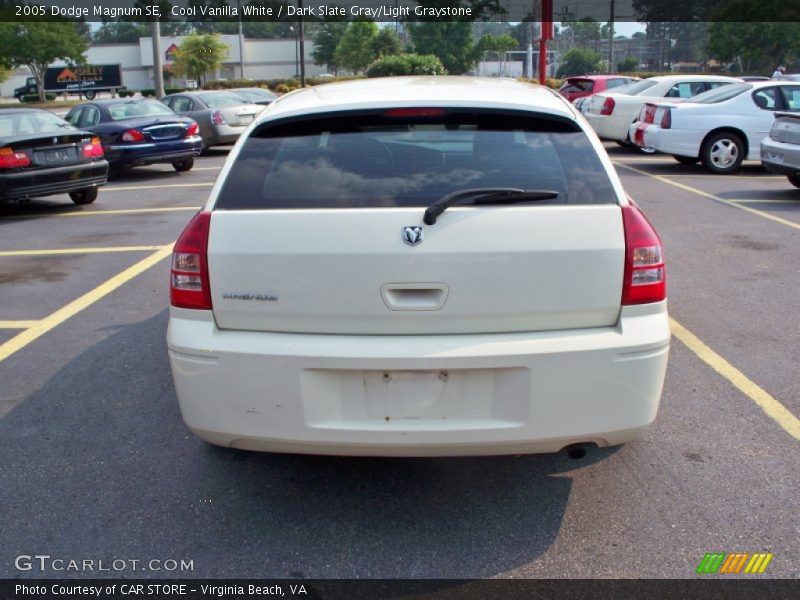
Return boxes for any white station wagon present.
[167,77,670,457]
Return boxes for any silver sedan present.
[161,91,263,149]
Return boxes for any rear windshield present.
[215,110,617,210]
[689,83,752,104]
[108,100,175,121]
[201,92,249,108]
[622,80,659,95]
[0,111,74,136]
[560,79,594,93]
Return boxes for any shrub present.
[201,76,362,92]
[20,93,56,102]
[140,89,156,98]
[366,54,447,78]
[275,84,292,94]
[118,89,135,98]
[164,87,186,95]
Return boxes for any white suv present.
[167,77,670,457]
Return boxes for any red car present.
[558,75,640,103]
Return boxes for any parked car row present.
[561,73,800,186]
[0,87,275,205]
[628,81,800,174]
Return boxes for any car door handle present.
[380,283,449,311]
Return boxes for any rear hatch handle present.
[381,283,449,311]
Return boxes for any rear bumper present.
[206,124,246,147]
[586,113,630,142]
[629,124,702,157]
[168,303,670,456]
[760,138,800,175]
[104,136,203,167]
[0,161,108,201]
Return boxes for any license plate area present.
[36,145,79,165]
[766,152,784,164]
[300,368,530,429]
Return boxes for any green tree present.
[617,55,639,72]
[312,21,348,74]
[556,48,602,77]
[0,22,87,101]
[370,28,404,59]
[708,20,800,73]
[408,21,477,75]
[172,33,229,85]
[335,21,378,74]
[366,54,446,77]
[93,22,152,44]
[476,33,518,58]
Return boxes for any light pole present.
[237,0,245,79]
[151,11,164,98]
[298,0,306,87]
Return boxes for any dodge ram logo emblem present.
[402,226,423,246]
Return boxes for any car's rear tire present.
[69,187,98,205]
[83,90,96,100]
[701,132,744,174]
[673,155,699,165]
[172,158,195,172]
[788,174,800,189]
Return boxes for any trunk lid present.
[206,108,626,335]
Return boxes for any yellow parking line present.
[56,207,201,218]
[728,199,800,205]
[0,245,173,364]
[101,182,213,192]
[0,246,164,257]
[671,318,800,442]
[615,162,800,231]
[0,320,39,329]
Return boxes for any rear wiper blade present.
[423,188,560,225]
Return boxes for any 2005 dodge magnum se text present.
[167,77,670,457]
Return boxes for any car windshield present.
[688,83,752,104]
[215,109,617,210]
[0,111,74,136]
[201,92,250,108]
[234,89,276,102]
[108,100,175,121]
[621,80,660,95]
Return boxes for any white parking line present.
[101,182,213,192]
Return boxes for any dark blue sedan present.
[65,99,203,174]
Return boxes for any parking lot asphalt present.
[0,145,798,579]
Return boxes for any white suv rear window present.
[216,109,617,209]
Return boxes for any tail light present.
[186,121,199,137]
[621,203,666,305]
[660,108,672,129]
[170,211,212,310]
[600,97,616,115]
[0,147,31,169]
[121,129,145,142]
[211,111,225,126]
[82,137,104,158]
[640,103,657,123]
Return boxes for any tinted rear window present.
[215,110,617,210]
[560,79,595,93]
